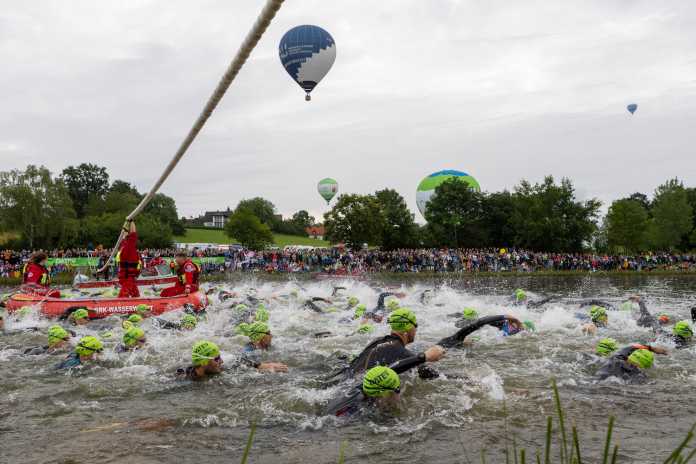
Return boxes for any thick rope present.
[98,0,285,273]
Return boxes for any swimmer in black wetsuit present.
[325,355,443,417]
[323,308,444,384]
[303,297,332,313]
[595,343,667,383]
[671,321,694,348]
[512,289,553,308]
[24,325,73,355]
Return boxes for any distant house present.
[306,225,325,240]
[184,209,233,228]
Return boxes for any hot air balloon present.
[318,178,338,204]
[279,25,336,101]
[416,170,480,219]
[627,103,638,115]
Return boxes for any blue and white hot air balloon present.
[279,25,336,101]
[627,103,638,115]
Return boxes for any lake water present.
[1,275,695,463]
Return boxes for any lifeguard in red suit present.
[117,221,141,298]
[160,252,200,297]
[22,252,61,298]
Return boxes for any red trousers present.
[118,277,140,298]
[160,285,186,297]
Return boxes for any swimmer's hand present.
[649,345,668,355]
[425,345,445,362]
[506,316,523,332]
[258,362,288,373]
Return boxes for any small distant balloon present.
[318,178,338,204]
[279,25,336,101]
[627,103,638,115]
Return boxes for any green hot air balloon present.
[318,178,338,204]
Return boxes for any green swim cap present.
[122,320,134,330]
[589,306,608,325]
[515,289,526,302]
[596,338,618,356]
[255,306,269,322]
[673,320,693,339]
[72,308,89,321]
[628,349,653,369]
[362,366,400,398]
[462,307,478,320]
[386,298,400,312]
[523,320,536,332]
[388,308,417,333]
[348,297,359,308]
[357,323,374,334]
[48,325,69,347]
[18,306,31,317]
[234,304,248,313]
[247,321,270,342]
[135,304,150,315]
[100,330,113,339]
[123,327,145,347]
[325,306,338,313]
[181,314,197,330]
[290,290,298,297]
[235,322,251,336]
[75,336,103,356]
[127,314,143,325]
[191,340,220,367]
[354,304,367,319]
[619,301,634,312]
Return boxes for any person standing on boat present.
[22,252,61,298]
[117,221,141,298]
[160,252,200,297]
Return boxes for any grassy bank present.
[174,228,330,247]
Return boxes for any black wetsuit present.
[362,292,396,321]
[595,345,648,383]
[303,297,332,313]
[325,354,427,417]
[672,335,693,349]
[579,300,617,311]
[332,287,347,297]
[635,301,661,331]
[55,353,82,370]
[24,345,50,355]
[176,366,208,381]
[325,315,509,384]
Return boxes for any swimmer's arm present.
[437,315,508,348]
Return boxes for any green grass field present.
[174,228,329,247]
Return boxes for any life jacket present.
[177,259,200,287]
[22,262,50,286]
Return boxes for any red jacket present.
[23,262,50,287]
[117,232,141,278]
[176,259,200,293]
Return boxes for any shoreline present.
[3,269,696,287]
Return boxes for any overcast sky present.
[2,0,695,223]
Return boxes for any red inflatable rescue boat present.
[5,290,208,319]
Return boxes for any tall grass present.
[236,380,694,463]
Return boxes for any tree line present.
[0,164,184,249]
[1,164,694,253]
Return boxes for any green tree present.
[424,179,488,247]
[235,197,279,230]
[510,176,601,252]
[606,199,648,252]
[109,180,141,197]
[683,188,696,249]
[625,192,651,212]
[647,179,693,250]
[144,193,185,236]
[60,163,109,218]
[374,189,418,250]
[481,191,516,247]
[0,165,79,249]
[324,194,386,248]
[224,210,273,250]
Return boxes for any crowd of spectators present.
[2,247,696,279]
